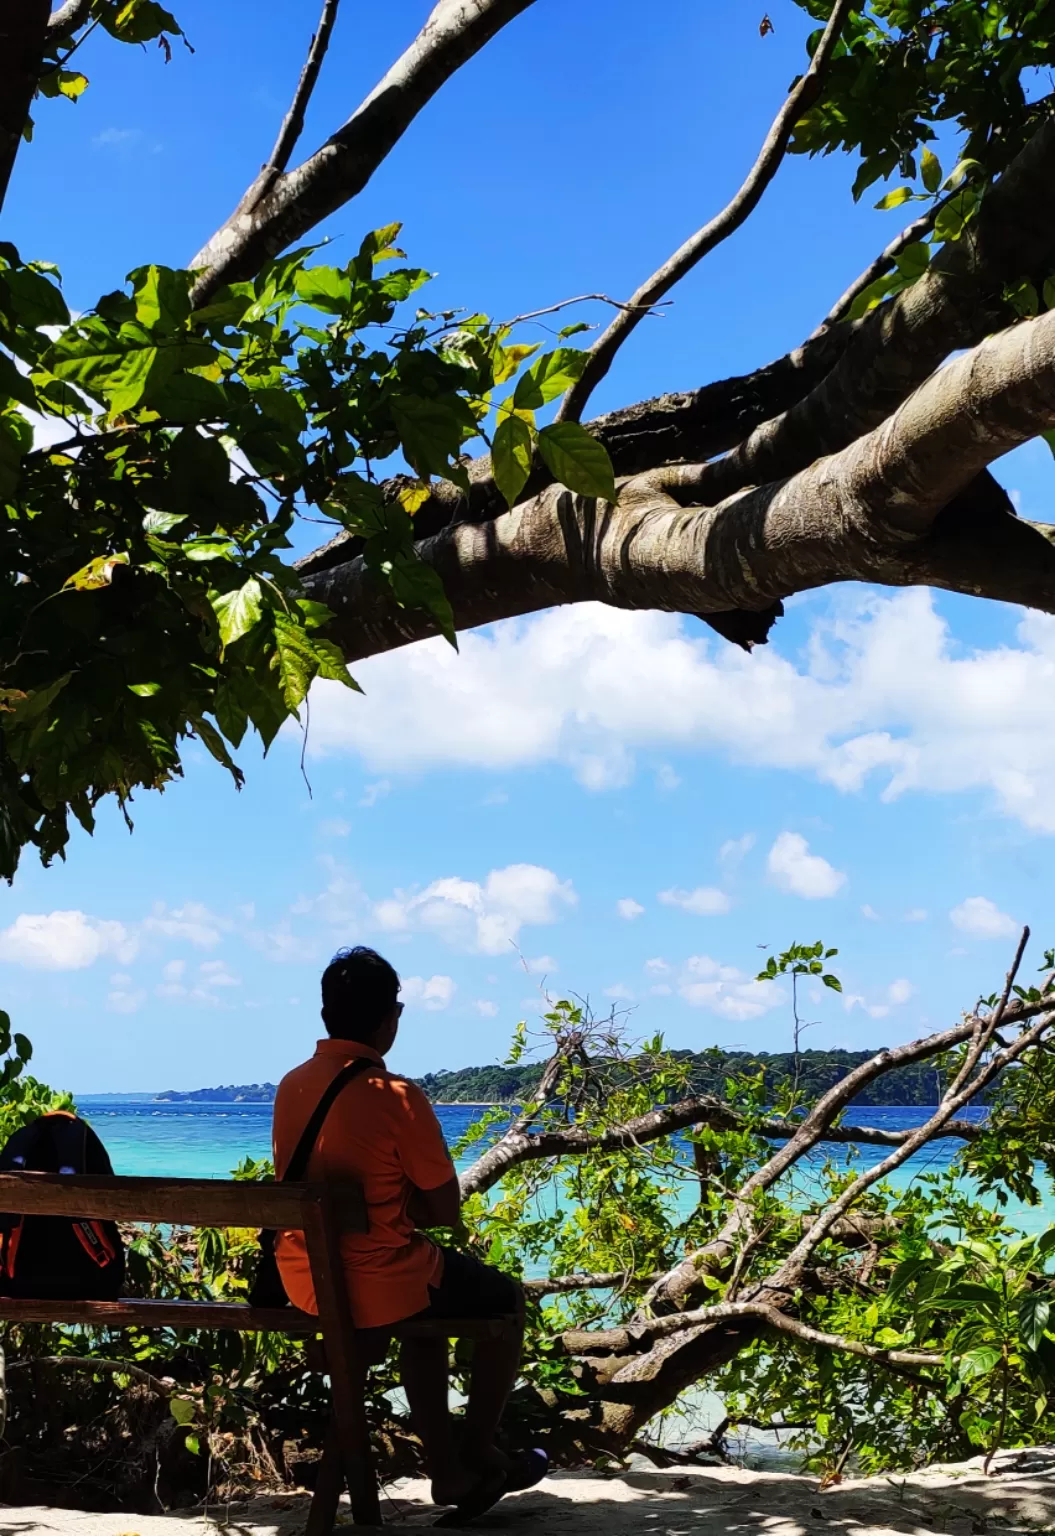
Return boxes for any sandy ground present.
[1,1447,1055,1535]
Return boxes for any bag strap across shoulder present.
[282,1056,373,1184]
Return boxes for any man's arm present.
[407,1175,461,1230]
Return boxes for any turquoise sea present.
[73,1098,1055,1232]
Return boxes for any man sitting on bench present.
[272,946,546,1519]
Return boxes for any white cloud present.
[861,904,881,921]
[142,902,224,949]
[604,983,635,1000]
[475,999,499,1017]
[319,818,351,839]
[767,832,846,900]
[375,863,575,955]
[401,974,456,1011]
[655,764,681,791]
[678,956,783,1021]
[107,985,146,1015]
[718,834,755,872]
[888,978,915,1005]
[199,959,239,989]
[523,954,557,975]
[304,592,1055,834]
[645,957,670,975]
[93,127,139,147]
[359,780,391,809]
[950,896,1017,940]
[904,908,929,923]
[659,886,731,916]
[0,911,136,971]
[616,898,645,921]
[650,983,672,996]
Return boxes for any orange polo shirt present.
[272,1039,455,1328]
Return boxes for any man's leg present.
[399,1334,479,1504]
[461,1289,526,1466]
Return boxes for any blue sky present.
[3,1,1053,1094]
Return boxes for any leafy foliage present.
[0,232,616,882]
[789,0,1055,199]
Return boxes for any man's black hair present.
[321,946,400,1041]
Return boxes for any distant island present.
[155,1047,952,1107]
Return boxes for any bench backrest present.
[0,1171,368,1232]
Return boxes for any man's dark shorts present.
[416,1245,521,1320]
[357,1247,521,1359]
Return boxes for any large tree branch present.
[46,0,92,41]
[0,0,51,217]
[458,1090,981,1200]
[190,0,538,300]
[295,323,856,581]
[305,309,1055,664]
[557,0,855,425]
[689,115,1055,504]
[561,1300,941,1372]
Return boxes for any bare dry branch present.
[9,1355,173,1396]
[556,0,856,424]
[810,199,946,336]
[947,925,1030,1099]
[190,0,539,299]
[254,0,342,198]
[457,1088,982,1200]
[561,1299,941,1371]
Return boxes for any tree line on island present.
[153,1047,953,1108]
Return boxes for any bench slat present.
[0,1172,367,1232]
[0,1298,517,1341]
[0,1297,318,1331]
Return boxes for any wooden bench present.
[0,1171,516,1528]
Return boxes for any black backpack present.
[0,1112,125,1300]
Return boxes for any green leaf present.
[1044,278,1055,313]
[822,973,842,991]
[191,716,245,787]
[105,0,182,43]
[391,394,476,479]
[271,612,317,712]
[63,553,129,591]
[957,1345,1001,1382]
[294,266,352,315]
[1005,279,1039,319]
[513,348,589,409]
[537,421,617,501]
[142,510,187,536]
[170,1397,195,1425]
[185,1434,201,1456]
[893,242,931,282]
[211,579,264,647]
[1019,1295,1051,1351]
[38,69,89,102]
[874,186,913,210]
[383,554,457,649]
[129,265,193,331]
[492,411,534,508]
[1,266,70,330]
[920,147,942,193]
[128,682,161,697]
[557,322,591,340]
[149,370,228,422]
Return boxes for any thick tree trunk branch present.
[190,0,538,299]
[690,115,1055,504]
[46,0,91,41]
[295,324,856,581]
[305,309,1055,664]
[0,0,51,217]
[557,0,855,425]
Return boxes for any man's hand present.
[408,1174,461,1230]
